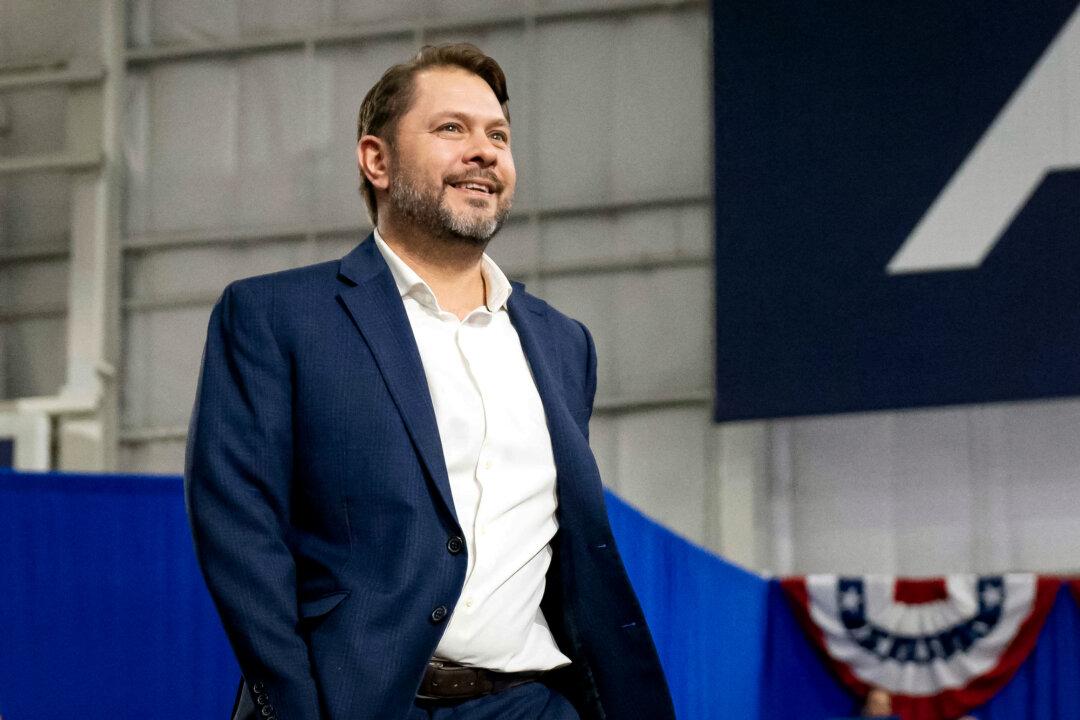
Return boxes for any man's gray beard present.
[388,168,511,245]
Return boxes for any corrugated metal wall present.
[114,1,716,504]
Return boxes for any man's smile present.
[447,175,500,198]
[451,182,494,196]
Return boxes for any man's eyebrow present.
[434,110,511,128]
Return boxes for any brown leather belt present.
[416,660,545,701]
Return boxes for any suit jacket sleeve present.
[185,280,321,720]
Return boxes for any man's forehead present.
[408,67,506,120]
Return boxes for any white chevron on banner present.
[887,4,1080,274]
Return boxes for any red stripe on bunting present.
[894,578,948,604]
[781,576,1061,720]
[1070,579,1080,607]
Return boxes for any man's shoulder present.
[207,256,352,340]
[220,235,381,306]
[511,284,596,403]
[511,282,592,350]
[513,282,583,326]
[223,258,342,301]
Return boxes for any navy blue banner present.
[713,1,1080,421]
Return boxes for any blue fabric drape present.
[974,586,1080,720]
[0,473,773,720]
[3,472,1079,720]
[0,471,237,719]
[760,580,860,718]
[605,491,769,720]
[613,495,1080,720]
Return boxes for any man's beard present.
[388,164,512,245]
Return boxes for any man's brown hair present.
[356,43,510,224]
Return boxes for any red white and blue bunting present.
[781,575,1060,720]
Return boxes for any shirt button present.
[431,605,449,623]
[483,460,493,470]
[465,598,474,608]
[447,536,464,554]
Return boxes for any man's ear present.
[358,135,390,191]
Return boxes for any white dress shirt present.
[373,230,571,672]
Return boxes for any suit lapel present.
[507,288,579,483]
[336,237,457,525]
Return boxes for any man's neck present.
[377,218,488,320]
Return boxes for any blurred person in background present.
[185,43,674,720]
[862,688,896,718]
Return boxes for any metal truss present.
[123,0,705,66]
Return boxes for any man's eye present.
[439,123,462,132]
[490,131,508,143]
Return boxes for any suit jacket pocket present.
[299,590,350,620]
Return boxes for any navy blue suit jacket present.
[185,236,675,720]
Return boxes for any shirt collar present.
[373,228,513,313]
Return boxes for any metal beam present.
[124,221,363,253]
[0,242,70,264]
[593,390,711,415]
[0,66,105,92]
[120,250,711,314]
[0,153,102,176]
[123,291,220,313]
[52,0,124,472]
[125,24,416,65]
[122,194,710,254]
[119,423,189,444]
[531,194,710,220]
[124,0,705,66]
[118,388,713,444]
[536,251,710,279]
[0,301,67,322]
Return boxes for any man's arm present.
[185,280,320,720]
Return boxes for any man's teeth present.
[454,182,491,194]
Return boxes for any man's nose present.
[464,131,498,167]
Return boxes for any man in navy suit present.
[185,43,674,720]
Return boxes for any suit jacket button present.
[446,536,464,554]
[252,681,265,693]
[431,605,449,623]
[256,694,268,705]
[261,705,275,717]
